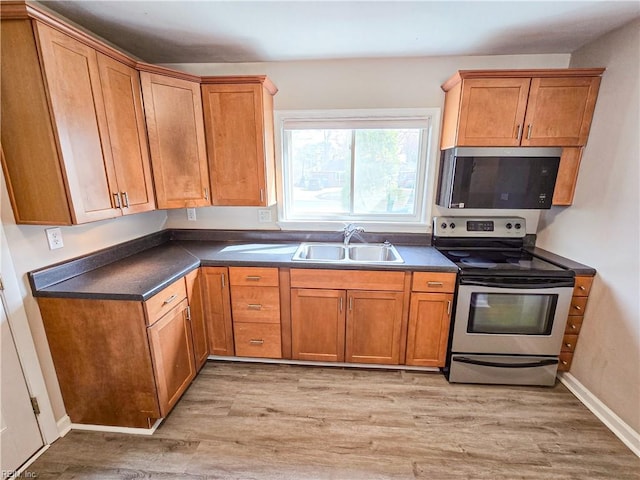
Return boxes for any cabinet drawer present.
[569,296,588,315]
[558,352,573,371]
[145,278,187,325]
[411,272,456,293]
[565,315,584,335]
[234,323,282,358]
[231,286,280,323]
[561,334,579,353]
[573,276,593,297]
[229,267,279,286]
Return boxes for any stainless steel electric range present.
[433,216,574,386]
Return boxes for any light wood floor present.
[30,362,639,479]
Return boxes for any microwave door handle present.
[460,279,575,289]
[454,357,559,369]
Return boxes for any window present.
[276,109,439,230]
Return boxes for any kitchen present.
[1,1,639,478]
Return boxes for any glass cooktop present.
[440,248,570,275]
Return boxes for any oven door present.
[451,276,573,355]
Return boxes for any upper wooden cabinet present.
[139,67,211,209]
[201,77,278,206]
[0,18,155,224]
[440,69,604,149]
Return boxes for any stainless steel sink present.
[292,242,403,264]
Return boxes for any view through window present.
[279,110,436,225]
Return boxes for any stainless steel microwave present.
[436,147,562,209]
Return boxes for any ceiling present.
[40,1,640,64]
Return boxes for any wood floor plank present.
[28,362,639,479]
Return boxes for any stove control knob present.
[506,223,513,229]
[449,222,456,229]
[440,222,447,229]
[515,223,522,230]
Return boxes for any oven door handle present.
[454,357,559,369]
[460,279,575,289]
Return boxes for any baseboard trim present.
[207,355,441,372]
[559,372,640,457]
[69,418,163,436]
[56,415,71,437]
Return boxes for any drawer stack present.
[559,275,594,371]
[229,267,282,358]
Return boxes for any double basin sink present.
[292,242,404,264]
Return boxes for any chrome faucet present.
[343,223,365,246]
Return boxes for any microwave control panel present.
[433,216,526,238]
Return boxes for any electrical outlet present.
[186,208,197,221]
[45,227,64,250]
[258,209,272,223]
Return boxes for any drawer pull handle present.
[247,304,262,310]
[246,276,262,281]
[570,324,577,330]
[561,360,568,365]
[565,343,573,348]
[573,305,582,311]
[579,285,586,291]
[163,294,178,305]
[427,281,444,287]
[249,339,264,345]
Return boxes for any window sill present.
[276,220,430,234]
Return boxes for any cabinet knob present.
[565,343,573,349]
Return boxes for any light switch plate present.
[45,227,64,250]
[186,208,197,221]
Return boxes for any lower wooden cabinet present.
[37,275,201,428]
[289,269,408,365]
[406,272,456,368]
[185,269,210,370]
[147,298,196,417]
[346,291,404,364]
[229,267,282,358]
[291,288,346,362]
[200,267,234,356]
[558,274,594,371]
[406,293,453,367]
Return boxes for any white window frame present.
[274,108,441,232]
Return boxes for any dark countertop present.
[29,229,596,302]
[526,247,597,276]
[33,245,200,301]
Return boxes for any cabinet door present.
[291,288,345,362]
[202,84,268,205]
[521,77,601,147]
[406,293,453,367]
[185,269,209,370]
[140,72,211,208]
[345,290,404,365]
[147,299,196,417]
[35,22,119,223]
[201,267,234,356]
[457,78,531,146]
[97,53,155,214]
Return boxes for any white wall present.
[164,53,570,233]
[1,170,168,422]
[536,19,640,433]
